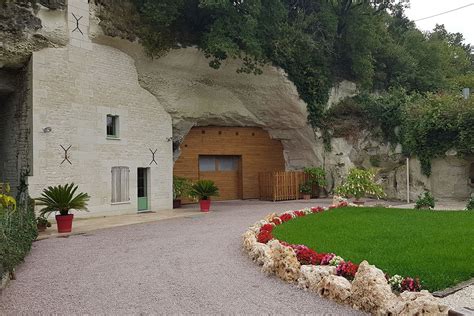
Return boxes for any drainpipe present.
[406,157,410,203]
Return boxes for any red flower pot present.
[56,214,74,233]
[199,199,211,212]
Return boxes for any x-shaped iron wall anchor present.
[149,149,158,165]
[60,145,72,165]
[71,13,84,35]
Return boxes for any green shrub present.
[335,168,385,200]
[0,190,37,278]
[173,176,191,199]
[465,196,474,211]
[299,181,312,194]
[415,191,435,209]
[303,167,327,187]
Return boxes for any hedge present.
[0,196,37,278]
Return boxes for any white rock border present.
[242,203,450,315]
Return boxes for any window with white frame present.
[111,166,130,203]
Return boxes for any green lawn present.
[272,207,474,291]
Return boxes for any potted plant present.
[303,167,327,198]
[299,181,312,200]
[36,183,90,233]
[189,179,219,212]
[335,168,385,205]
[173,176,191,209]
[36,216,51,232]
[415,191,435,210]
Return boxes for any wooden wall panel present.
[173,127,285,200]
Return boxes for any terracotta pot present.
[303,194,311,200]
[199,199,211,212]
[173,199,182,209]
[353,199,365,206]
[55,214,74,233]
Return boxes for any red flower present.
[314,253,326,265]
[338,201,348,207]
[287,244,323,265]
[260,224,274,233]
[336,261,359,280]
[328,204,337,210]
[311,206,324,213]
[293,210,305,217]
[271,217,282,225]
[257,230,273,244]
[401,277,422,292]
[279,213,293,222]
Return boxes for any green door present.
[137,168,149,212]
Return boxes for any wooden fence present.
[259,171,308,201]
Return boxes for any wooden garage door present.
[198,155,242,200]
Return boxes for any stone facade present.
[26,0,173,216]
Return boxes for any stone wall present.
[0,66,32,195]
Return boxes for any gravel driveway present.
[0,200,363,315]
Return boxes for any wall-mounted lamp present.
[43,127,52,133]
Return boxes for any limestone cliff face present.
[0,1,68,68]
[1,2,471,201]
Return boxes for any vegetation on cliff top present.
[122,0,473,175]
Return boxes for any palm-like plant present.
[189,180,219,200]
[36,183,90,216]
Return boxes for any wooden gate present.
[258,171,307,201]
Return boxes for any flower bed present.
[242,201,449,315]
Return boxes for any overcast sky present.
[404,0,474,46]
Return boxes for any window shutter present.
[111,166,130,203]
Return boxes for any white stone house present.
[0,0,173,217]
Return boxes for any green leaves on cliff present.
[326,90,474,176]
[400,94,474,175]
[124,0,474,175]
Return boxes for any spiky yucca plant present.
[36,183,90,216]
[189,180,219,201]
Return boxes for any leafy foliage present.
[0,183,16,214]
[466,196,474,211]
[189,179,219,200]
[107,0,474,173]
[335,168,385,200]
[36,183,90,216]
[400,94,474,175]
[303,166,327,187]
[0,183,37,278]
[299,181,312,194]
[415,191,435,209]
[173,176,191,199]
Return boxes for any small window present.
[199,156,216,172]
[111,166,129,203]
[107,115,119,138]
